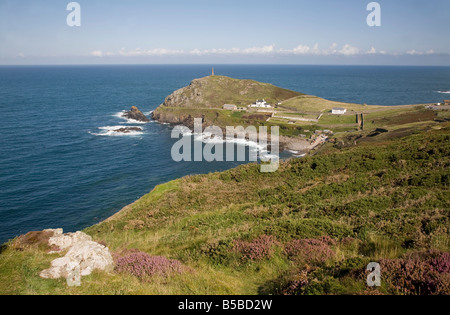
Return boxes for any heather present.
[285,237,336,264]
[115,251,183,280]
[0,123,449,295]
[233,235,278,262]
[380,251,450,295]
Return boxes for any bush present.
[115,250,183,280]
[380,251,450,295]
[285,237,336,264]
[201,239,235,265]
[233,235,278,262]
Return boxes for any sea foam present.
[89,126,144,137]
[113,111,152,124]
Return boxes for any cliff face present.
[152,109,205,129]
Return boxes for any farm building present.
[223,104,238,111]
[332,108,347,115]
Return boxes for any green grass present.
[319,114,358,125]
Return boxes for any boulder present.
[66,241,114,276]
[123,106,150,122]
[40,229,114,281]
[48,230,92,253]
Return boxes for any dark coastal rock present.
[113,127,143,134]
[123,106,150,122]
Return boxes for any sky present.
[0,0,449,65]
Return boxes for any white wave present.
[113,111,151,124]
[113,111,127,118]
[89,126,144,137]
[436,91,450,94]
[123,119,151,125]
[189,132,275,161]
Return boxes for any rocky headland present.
[151,75,319,152]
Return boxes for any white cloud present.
[339,44,360,56]
[90,50,104,57]
[242,45,275,55]
[406,49,435,55]
[188,46,274,56]
[89,45,440,58]
[118,48,185,56]
[366,47,377,54]
[280,43,359,56]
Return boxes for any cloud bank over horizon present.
[88,43,442,58]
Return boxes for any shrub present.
[285,238,336,264]
[233,235,278,262]
[115,250,183,280]
[279,270,310,295]
[202,239,235,265]
[431,252,450,273]
[380,251,450,295]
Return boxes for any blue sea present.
[1,65,449,243]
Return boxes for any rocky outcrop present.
[40,229,114,283]
[123,106,150,122]
[113,127,143,134]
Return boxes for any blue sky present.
[0,0,449,65]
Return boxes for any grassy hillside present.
[159,75,302,109]
[1,123,448,295]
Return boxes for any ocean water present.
[0,65,449,243]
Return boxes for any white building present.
[251,99,272,108]
[332,108,347,115]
